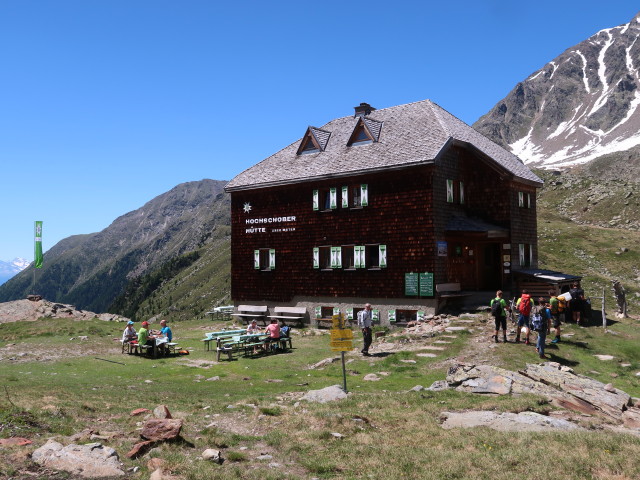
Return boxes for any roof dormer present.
[347,116,382,146]
[297,126,331,155]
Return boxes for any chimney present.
[354,102,375,117]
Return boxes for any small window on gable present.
[297,127,331,155]
[299,135,319,154]
[348,122,374,146]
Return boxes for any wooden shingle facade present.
[225,100,543,325]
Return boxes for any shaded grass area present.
[1,317,640,479]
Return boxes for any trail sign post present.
[329,314,352,393]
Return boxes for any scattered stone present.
[363,373,381,381]
[302,385,347,403]
[0,437,32,446]
[434,340,452,344]
[153,405,172,419]
[427,380,450,392]
[400,359,417,364]
[421,346,446,351]
[206,376,220,381]
[256,454,273,460]
[130,408,151,417]
[416,353,437,358]
[445,327,468,332]
[331,432,344,438]
[145,380,153,384]
[410,385,425,392]
[126,441,155,459]
[308,357,340,370]
[32,440,125,478]
[202,448,223,464]
[441,411,584,432]
[594,355,615,361]
[141,418,183,441]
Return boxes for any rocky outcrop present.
[0,299,129,324]
[445,362,638,423]
[31,440,125,478]
[441,411,584,432]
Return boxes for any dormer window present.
[297,126,331,155]
[347,117,382,147]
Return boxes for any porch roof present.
[445,215,508,238]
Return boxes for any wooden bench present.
[231,305,268,325]
[436,282,473,311]
[268,306,307,327]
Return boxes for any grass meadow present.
[1,315,640,479]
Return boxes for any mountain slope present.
[0,258,30,286]
[474,11,640,168]
[0,179,230,313]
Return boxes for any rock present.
[400,359,417,364]
[153,405,172,419]
[149,468,164,480]
[621,407,640,428]
[426,380,450,392]
[302,385,347,403]
[416,353,437,358]
[126,440,155,459]
[147,458,166,470]
[441,411,584,432]
[130,408,151,416]
[202,448,223,464]
[604,383,616,393]
[256,454,273,460]
[308,357,340,370]
[141,419,183,441]
[410,385,425,392]
[32,440,125,478]
[594,355,615,361]
[206,376,220,381]
[0,437,32,446]
[363,373,381,381]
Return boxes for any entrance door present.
[480,243,501,290]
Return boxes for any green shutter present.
[518,192,524,207]
[313,247,319,269]
[388,309,396,323]
[459,181,465,204]
[519,244,525,266]
[254,250,260,269]
[372,309,379,323]
[360,184,368,207]
[331,246,342,268]
[446,179,454,203]
[269,249,276,270]
[418,310,425,321]
[315,306,322,318]
[313,190,319,211]
[527,193,532,208]
[354,246,365,268]
[333,307,340,316]
[341,186,349,208]
[346,307,354,320]
[379,245,387,268]
[330,187,337,209]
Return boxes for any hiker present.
[247,319,261,334]
[490,290,509,343]
[548,290,561,344]
[264,318,281,351]
[159,319,172,342]
[122,320,137,344]
[532,298,552,359]
[515,290,534,345]
[569,282,586,325]
[137,321,155,350]
[357,303,373,356]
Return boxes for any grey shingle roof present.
[309,127,331,151]
[226,99,542,191]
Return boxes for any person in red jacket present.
[515,290,534,345]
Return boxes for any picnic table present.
[202,329,246,351]
[126,336,179,358]
[216,332,293,361]
[205,305,234,321]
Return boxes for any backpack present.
[490,298,502,317]
[557,296,566,312]
[518,294,532,316]
[530,309,544,331]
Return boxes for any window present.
[348,123,373,145]
[342,246,355,270]
[345,184,368,208]
[518,192,524,208]
[394,309,418,323]
[459,181,465,204]
[299,137,319,154]
[313,188,337,211]
[254,249,275,270]
[446,179,454,203]
[321,306,334,318]
[365,244,387,269]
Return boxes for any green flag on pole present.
[34,221,43,269]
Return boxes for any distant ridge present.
[0,179,230,313]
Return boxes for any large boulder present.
[302,385,348,403]
[31,440,125,478]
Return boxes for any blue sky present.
[1,1,638,261]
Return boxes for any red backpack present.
[518,294,532,316]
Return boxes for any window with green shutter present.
[345,308,354,320]
[446,179,454,203]
[255,249,275,271]
[254,250,260,270]
[518,192,524,208]
[313,247,319,269]
[313,190,319,211]
[354,245,366,268]
[269,249,276,270]
[379,244,387,268]
[341,186,349,208]
[315,306,322,318]
[388,310,396,323]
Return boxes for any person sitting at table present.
[137,321,155,353]
[122,321,137,344]
[247,319,261,334]
[264,318,281,351]
[279,321,291,338]
[159,319,172,342]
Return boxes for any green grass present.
[1,316,640,479]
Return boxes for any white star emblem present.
[243,202,252,213]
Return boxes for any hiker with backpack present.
[515,290,534,345]
[548,290,562,344]
[490,290,509,343]
[531,298,552,359]
[569,282,586,325]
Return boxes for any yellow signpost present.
[329,314,352,392]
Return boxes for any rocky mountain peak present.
[474,11,640,169]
